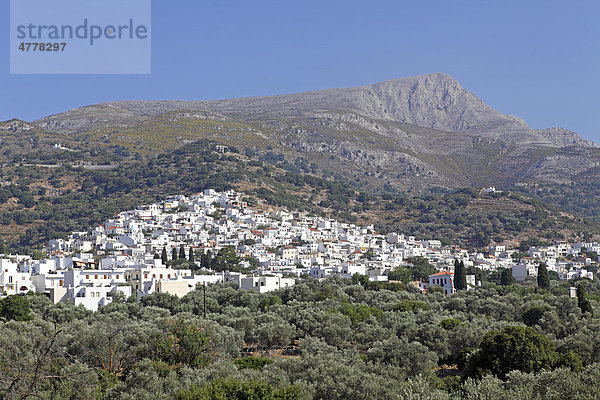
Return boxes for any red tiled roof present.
[430,271,453,276]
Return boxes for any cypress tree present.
[200,251,209,269]
[454,259,467,290]
[189,248,195,263]
[501,268,515,286]
[205,250,212,269]
[537,263,550,290]
[179,246,186,260]
[161,247,168,264]
[460,260,467,289]
[577,284,593,316]
[172,247,178,261]
[453,259,461,288]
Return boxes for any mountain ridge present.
[32,73,598,152]
[1,72,597,197]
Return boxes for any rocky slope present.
[11,73,600,193]
[0,118,35,132]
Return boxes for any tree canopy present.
[0,276,598,399]
[469,325,559,379]
[537,263,550,290]
[454,259,467,290]
[0,295,32,322]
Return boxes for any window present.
[104,275,107,279]
[86,275,89,279]
[153,274,156,278]
[261,281,265,286]
[8,276,13,283]
[167,274,171,279]
[160,274,163,279]
[254,282,258,287]
[59,280,63,286]
[144,274,148,279]
[116,275,120,279]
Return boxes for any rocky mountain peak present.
[31,73,594,152]
[0,118,36,132]
[365,73,529,132]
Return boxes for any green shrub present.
[175,378,304,400]
[233,356,274,371]
[393,300,430,312]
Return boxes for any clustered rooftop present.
[0,189,597,309]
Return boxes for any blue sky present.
[2,0,599,142]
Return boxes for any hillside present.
[0,74,595,196]
[31,73,591,141]
[1,73,600,241]
[0,139,596,252]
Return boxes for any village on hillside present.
[0,190,597,310]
